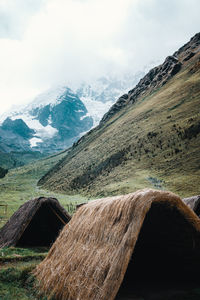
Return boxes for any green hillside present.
[0,150,87,228]
[38,34,200,198]
[0,151,45,170]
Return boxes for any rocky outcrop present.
[101,32,200,124]
[0,167,8,178]
[174,32,200,59]
[1,118,35,139]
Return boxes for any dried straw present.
[34,189,200,300]
[0,197,71,248]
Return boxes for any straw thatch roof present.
[34,189,200,300]
[183,195,200,217]
[0,197,71,248]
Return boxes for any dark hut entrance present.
[17,202,68,247]
[195,201,200,217]
[116,202,200,299]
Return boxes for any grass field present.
[0,150,89,228]
[0,152,89,299]
[0,247,48,300]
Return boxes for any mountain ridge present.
[38,32,200,198]
[0,74,144,156]
[0,88,93,154]
[101,32,200,124]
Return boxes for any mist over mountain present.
[76,72,144,126]
[0,73,143,158]
[38,33,200,198]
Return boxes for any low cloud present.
[0,0,200,114]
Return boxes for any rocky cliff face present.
[101,33,200,124]
[27,88,93,152]
[1,118,35,139]
[0,88,93,154]
[0,118,34,152]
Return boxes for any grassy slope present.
[0,151,46,170]
[40,53,200,198]
[0,150,88,228]
[0,247,48,300]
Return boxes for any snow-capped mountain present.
[0,87,93,153]
[76,72,144,126]
[0,72,145,154]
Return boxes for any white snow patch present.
[80,112,90,121]
[0,86,75,122]
[47,114,53,125]
[67,94,77,99]
[80,97,114,126]
[76,73,146,126]
[29,137,43,147]
[29,86,67,109]
[35,123,58,139]
[11,113,58,140]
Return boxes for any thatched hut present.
[183,195,200,217]
[0,197,71,248]
[76,202,86,210]
[34,189,200,300]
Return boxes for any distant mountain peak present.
[0,72,151,154]
[0,88,93,153]
[76,72,144,126]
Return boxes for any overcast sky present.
[0,0,200,115]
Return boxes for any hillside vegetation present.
[0,151,45,170]
[38,34,200,198]
[0,150,87,228]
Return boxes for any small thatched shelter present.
[183,195,200,217]
[0,197,71,248]
[34,189,200,300]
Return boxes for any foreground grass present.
[1,248,200,300]
[0,247,48,300]
[0,151,89,228]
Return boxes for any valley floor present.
[0,153,89,228]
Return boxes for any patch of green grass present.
[0,150,46,170]
[0,247,48,300]
[0,247,48,263]
[0,151,89,228]
[0,264,46,300]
